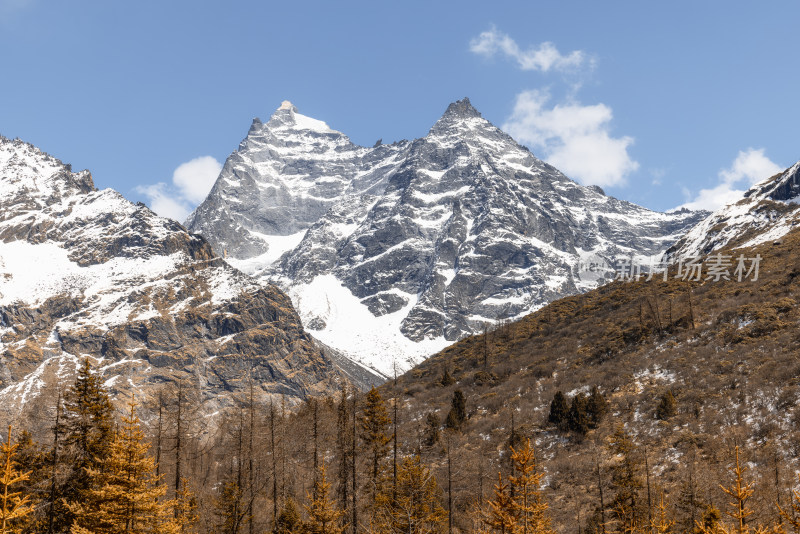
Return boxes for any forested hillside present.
[2,226,799,533]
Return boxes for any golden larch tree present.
[173,478,198,534]
[306,461,346,534]
[650,490,674,534]
[778,470,800,533]
[696,446,772,534]
[0,425,33,534]
[70,398,178,534]
[509,439,555,534]
[483,473,518,533]
[375,454,447,534]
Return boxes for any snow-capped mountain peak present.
[265,100,337,134]
[188,99,707,377]
[0,134,342,419]
[439,97,482,120]
[671,160,800,257]
[0,136,95,209]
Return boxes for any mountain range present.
[187,98,707,377]
[0,135,343,422]
[2,96,795,419]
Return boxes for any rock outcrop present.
[187,99,707,376]
[0,136,343,422]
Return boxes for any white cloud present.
[470,26,586,73]
[136,156,222,222]
[679,148,782,211]
[718,148,782,187]
[503,89,639,187]
[134,183,191,222]
[171,156,223,205]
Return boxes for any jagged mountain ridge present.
[670,160,800,257]
[0,135,343,420]
[187,98,707,377]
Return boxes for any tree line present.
[0,360,797,534]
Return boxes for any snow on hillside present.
[188,99,708,376]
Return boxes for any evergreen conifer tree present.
[56,358,114,532]
[440,369,455,387]
[568,394,589,436]
[424,413,441,448]
[547,392,569,431]
[586,387,608,429]
[694,506,721,534]
[655,392,677,421]
[444,390,466,431]
[359,388,391,506]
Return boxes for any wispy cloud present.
[678,148,782,211]
[469,26,587,73]
[503,89,638,187]
[136,156,222,222]
[135,183,193,222]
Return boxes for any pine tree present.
[305,462,346,534]
[655,392,677,421]
[57,358,114,532]
[586,387,608,429]
[568,394,590,436]
[547,392,569,431]
[374,455,447,534]
[440,369,455,387]
[444,390,466,431]
[0,425,33,534]
[359,388,391,505]
[694,507,721,534]
[70,398,178,534]
[423,413,440,448]
[509,439,554,534]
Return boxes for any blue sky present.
[1,0,798,220]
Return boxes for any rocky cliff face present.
[184,101,409,261]
[0,136,343,421]
[670,160,800,257]
[187,99,707,377]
